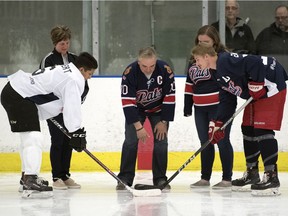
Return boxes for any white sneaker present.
[64,178,81,189]
[53,179,68,190]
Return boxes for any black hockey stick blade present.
[135,97,253,191]
[134,184,161,190]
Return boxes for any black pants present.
[1,82,40,132]
[47,114,72,181]
[118,115,169,186]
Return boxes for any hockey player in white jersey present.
[1,52,98,198]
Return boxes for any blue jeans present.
[194,105,233,181]
[118,115,169,186]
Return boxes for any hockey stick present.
[134,97,253,190]
[49,118,161,197]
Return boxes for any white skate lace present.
[36,177,48,186]
[239,171,248,180]
[259,173,269,184]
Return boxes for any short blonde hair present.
[191,43,217,57]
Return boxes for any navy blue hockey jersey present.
[121,60,176,124]
[214,52,288,121]
[184,63,220,116]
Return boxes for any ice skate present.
[22,175,53,199]
[232,167,260,192]
[251,170,280,196]
[19,176,49,192]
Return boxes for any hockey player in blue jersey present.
[191,43,287,196]
[117,47,176,190]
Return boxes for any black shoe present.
[251,169,280,196]
[232,167,260,192]
[156,180,171,190]
[116,181,127,190]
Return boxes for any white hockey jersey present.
[8,63,84,132]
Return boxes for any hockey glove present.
[208,120,225,144]
[248,81,267,100]
[69,128,87,152]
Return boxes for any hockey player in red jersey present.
[191,43,287,196]
[117,47,176,190]
[1,52,98,198]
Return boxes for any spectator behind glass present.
[256,5,288,72]
[211,0,256,54]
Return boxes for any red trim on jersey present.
[185,83,193,94]
[144,105,161,113]
[163,94,175,103]
[122,98,136,107]
[193,92,219,106]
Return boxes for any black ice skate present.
[251,170,280,196]
[232,167,260,192]
[19,176,49,192]
[22,175,53,198]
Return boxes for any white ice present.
[0,171,288,216]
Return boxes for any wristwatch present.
[161,120,167,124]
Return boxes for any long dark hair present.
[194,25,228,53]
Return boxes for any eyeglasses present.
[225,6,238,11]
[275,16,288,21]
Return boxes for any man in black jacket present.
[256,5,288,72]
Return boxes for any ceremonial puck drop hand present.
[208,120,225,144]
[69,128,87,152]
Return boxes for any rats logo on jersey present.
[136,88,163,106]
[221,80,242,96]
[188,65,211,84]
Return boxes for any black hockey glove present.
[69,128,87,152]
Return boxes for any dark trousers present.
[194,105,234,181]
[47,113,72,181]
[118,115,168,186]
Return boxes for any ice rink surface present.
[0,171,288,216]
